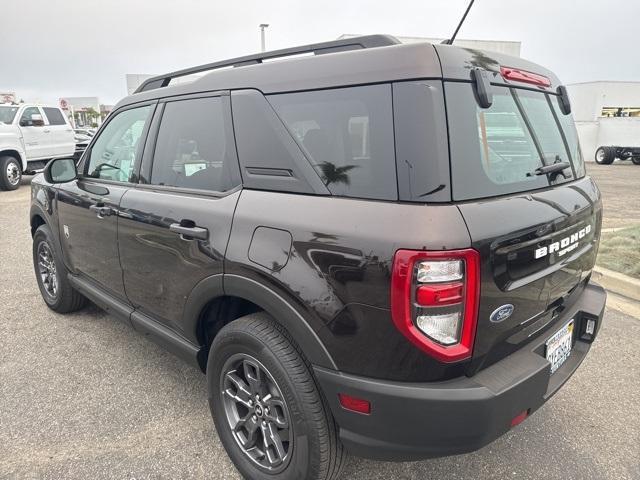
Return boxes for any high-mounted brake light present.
[391,249,480,362]
[500,66,551,87]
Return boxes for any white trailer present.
[567,81,640,165]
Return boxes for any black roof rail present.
[133,34,401,94]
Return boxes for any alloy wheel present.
[220,353,293,473]
[37,242,58,298]
[6,161,20,186]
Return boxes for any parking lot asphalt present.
[587,162,640,229]
[1,174,639,480]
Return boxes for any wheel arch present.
[0,149,25,171]
[185,274,338,372]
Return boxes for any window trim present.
[78,100,158,185]
[138,90,241,198]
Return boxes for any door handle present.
[43,129,51,133]
[170,222,209,241]
[89,204,113,218]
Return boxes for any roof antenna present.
[442,0,476,45]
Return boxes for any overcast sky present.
[1,0,637,105]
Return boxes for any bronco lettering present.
[534,225,592,259]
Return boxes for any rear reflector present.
[416,283,463,306]
[510,410,529,427]
[501,66,551,87]
[338,394,371,414]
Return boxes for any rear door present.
[56,103,155,300]
[42,107,75,157]
[118,93,241,334]
[444,82,600,370]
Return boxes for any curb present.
[593,266,640,303]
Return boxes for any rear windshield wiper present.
[527,157,571,178]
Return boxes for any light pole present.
[259,23,269,52]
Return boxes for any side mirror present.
[44,157,77,184]
[19,113,45,127]
[556,85,572,115]
[31,113,45,127]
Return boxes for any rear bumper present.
[314,281,606,461]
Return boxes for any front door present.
[56,103,155,300]
[118,94,241,333]
[19,106,49,160]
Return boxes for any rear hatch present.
[444,79,602,372]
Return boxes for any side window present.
[86,105,152,182]
[268,85,397,200]
[150,97,238,192]
[43,107,67,126]
[19,107,42,126]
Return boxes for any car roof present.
[116,35,562,110]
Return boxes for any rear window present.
[268,85,397,200]
[43,107,67,126]
[446,83,585,201]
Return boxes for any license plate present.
[545,320,574,374]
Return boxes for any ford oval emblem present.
[490,304,514,323]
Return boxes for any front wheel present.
[33,224,86,313]
[632,157,640,165]
[0,156,22,191]
[207,313,345,480]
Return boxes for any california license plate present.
[546,320,574,374]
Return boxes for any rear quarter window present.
[268,85,397,200]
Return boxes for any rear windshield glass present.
[268,85,397,200]
[446,83,585,201]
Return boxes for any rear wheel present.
[632,157,640,165]
[0,156,22,191]
[594,146,615,164]
[33,224,86,313]
[207,313,344,480]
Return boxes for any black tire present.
[632,157,640,165]
[594,146,615,164]
[33,224,86,313]
[207,313,345,480]
[0,155,22,191]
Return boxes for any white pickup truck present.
[0,104,76,190]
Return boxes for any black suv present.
[30,35,606,480]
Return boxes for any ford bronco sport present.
[30,35,606,480]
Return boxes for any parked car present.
[74,128,96,138]
[0,103,75,190]
[29,35,606,480]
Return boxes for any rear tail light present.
[391,249,480,362]
[500,66,551,87]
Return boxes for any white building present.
[567,81,640,160]
[126,74,158,95]
[340,34,521,57]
